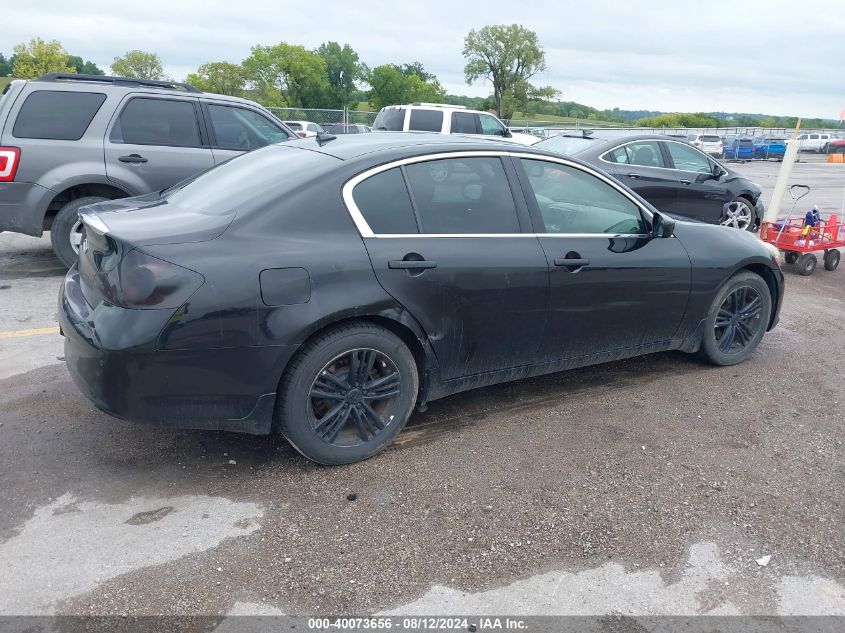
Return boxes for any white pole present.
[765,119,802,222]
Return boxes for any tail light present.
[296,131,308,138]
[0,147,21,182]
[97,248,204,310]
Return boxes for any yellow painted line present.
[0,326,60,340]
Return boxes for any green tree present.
[635,112,720,127]
[0,53,11,76]
[315,42,362,108]
[110,50,165,80]
[366,64,446,111]
[67,55,104,75]
[463,24,559,119]
[11,38,75,78]
[185,61,246,95]
[242,43,328,107]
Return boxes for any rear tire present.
[797,253,817,276]
[784,251,799,265]
[276,322,418,465]
[50,196,108,268]
[824,249,840,271]
[698,271,771,367]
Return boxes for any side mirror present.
[711,163,725,179]
[652,212,675,239]
[503,128,512,138]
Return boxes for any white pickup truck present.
[788,132,833,153]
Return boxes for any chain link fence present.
[266,107,377,127]
[263,106,843,158]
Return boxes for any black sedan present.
[60,133,784,465]
[535,133,765,231]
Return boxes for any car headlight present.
[761,240,781,264]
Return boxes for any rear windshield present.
[373,108,405,131]
[535,135,597,156]
[739,139,754,147]
[13,90,106,140]
[701,135,721,142]
[163,145,337,216]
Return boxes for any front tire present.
[50,196,108,268]
[276,322,418,465]
[698,271,771,366]
[797,253,817,276]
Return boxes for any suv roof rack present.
[37,73,203,94]
[410,102,466,109]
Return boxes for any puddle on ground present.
[376,542,845,616]
[0,492,263,615]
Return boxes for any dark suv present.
[0,73,295,266]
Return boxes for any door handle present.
[118,154,148,164]
[553,257,590,267]
[388,260,437,269]
[626,173,641,179]
[680,178,691,185]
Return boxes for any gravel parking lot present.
[0,159,843,619]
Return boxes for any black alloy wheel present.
[713,286,766,354]
[276,322,418,465]
[698,271,771,366]
[309,348,402,446]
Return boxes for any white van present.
[372,103,539,145]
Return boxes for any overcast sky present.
[4,0,844,119]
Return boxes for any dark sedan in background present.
[536,132,764,231]
[61,134,783,465]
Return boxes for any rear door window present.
[110,98,201,147]
[404,157,519,234]
[207,104,291,150]
[451,112,478,134]
[352,168,418,234]
[606,141,665,168]
[13,90,106,140]
[373,108,406,131]
[408,109,443,132]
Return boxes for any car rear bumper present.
[0,182,55,236]
[59,267,296,435]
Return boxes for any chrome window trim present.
[342,150,654,239]
[598,138,717,173]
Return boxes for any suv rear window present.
[110,98,201,147]
[373,108,405,131]
[13,90,106,140]
[701,135,721,142]
[408,109,443,133]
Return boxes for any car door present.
[346,154,550,379]
[202,101,293,165]
[599,140,679,212]
[104,95,214,193]
[514,156,690,359]
[663,140,730,224]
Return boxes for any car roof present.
[25,73,260,107]
[281,131,552,161]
